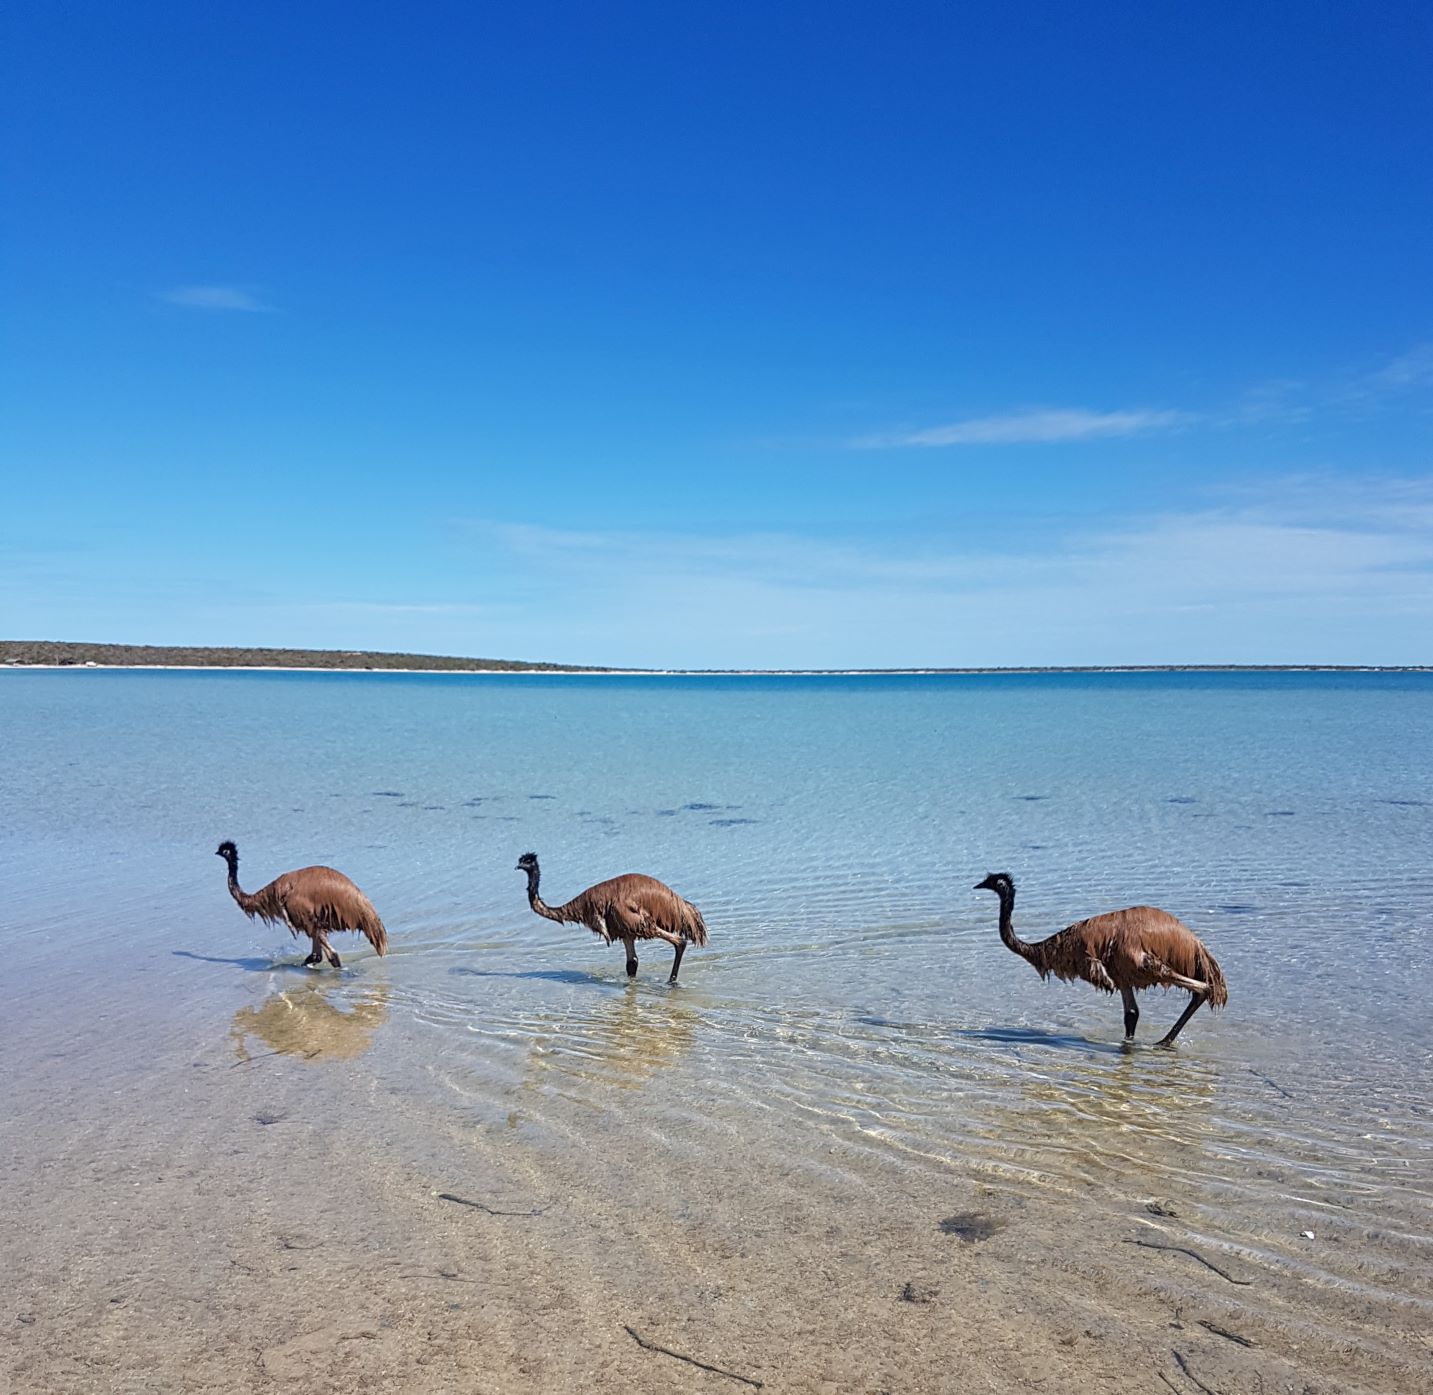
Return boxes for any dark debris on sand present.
[938,1212,1006,1242]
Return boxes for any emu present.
[516,851,708,983]
[975,872,1227,1045]
[215,841,388,969]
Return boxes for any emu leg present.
[623,936,638,978]
[321,934,341,969]
[648,928,686,983]
[1157,991,1206,1047]
[303,935,323,968]
[1121,987,1139,1041]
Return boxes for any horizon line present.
[2,642,1429,677]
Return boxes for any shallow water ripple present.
[3,670,1431,1390]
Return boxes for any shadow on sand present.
[173,949,314,975]
[955,1025,1126,1056]
[851,1016,1123,1056]
[449,965,628,991]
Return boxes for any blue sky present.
[3,1,1431,667]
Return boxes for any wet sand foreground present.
[4,963,1428,1395]
[4,670,1432,1393]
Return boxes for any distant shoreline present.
[1,642,1428,676]
[0,641,604,673]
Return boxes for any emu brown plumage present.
[516,851,708,983]
[216,841,388,969]
[975,872,1227,1046]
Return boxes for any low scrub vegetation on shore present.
[0,641,602,672]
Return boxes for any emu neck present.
[223,856,258,914]
[995,887,1040,967]
[525,866,565,924]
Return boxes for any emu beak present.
[514,861,523,871]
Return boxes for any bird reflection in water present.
[1017,1043,1219,1135]
[524,982,698,1091]
[230,981,390,1063]
[979,1045,1223,1199]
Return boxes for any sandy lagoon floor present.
[5,669,1432,1393]
[4,962,1429,1395]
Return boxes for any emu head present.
[974,872,1014,895]
[216,840,238,862]
[515,851,538,874]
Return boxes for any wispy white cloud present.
[311,601,491,616]
[854,340,1433,450]
[1366,343,1433,392]
[16,482,1429,667]
[1218,379,1312,427]
[853,407,1193,448]
[446,478,1433,667]
[160,285,273,312]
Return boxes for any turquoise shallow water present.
[2,670,1431,1390]
[5,669,1433,1099]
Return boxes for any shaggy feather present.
[1025,906,1227,1005]
[977,871,1226,1042]
[219,844,388,956]
[531,870,707,945]
[547,873,709,947]
[518,853,708,981]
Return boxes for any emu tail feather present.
[358,908,388,957]
[307,896,388,956]
[1199,947,1228,1009]
[1142,944,1228,1008]
[682,900,709,948]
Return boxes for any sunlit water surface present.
[3,670,1431,1389]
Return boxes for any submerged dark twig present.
[231,1047,320,1068]
[436,1192,550,1217]
[1174,1350,1224,1395]
[624,1325,763,1388]
[398,1269,482,1285]
[1248,1068,1294,1100]
[1197,1319,1255,1348]
[1124,1238,1254,1286]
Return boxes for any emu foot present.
[328,955,342,970]
[625,959,639,978]
[302,953,323,968]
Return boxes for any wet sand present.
[5,961,1428,1395]
[5,669,1432,1393]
